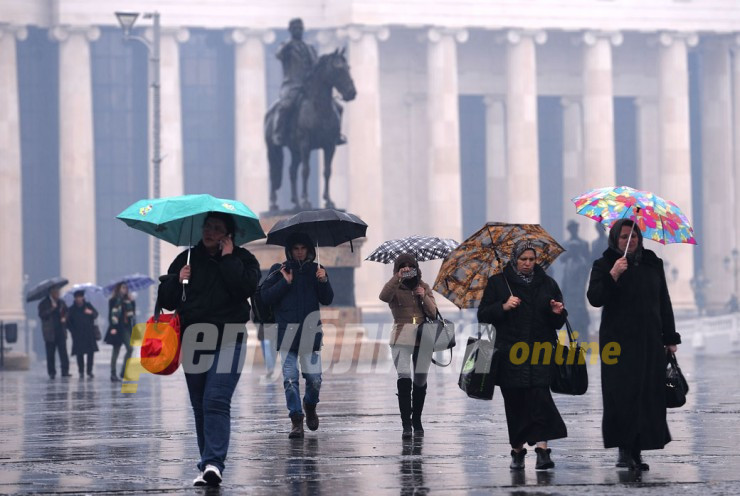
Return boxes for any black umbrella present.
[266,209,368,264]
[26,277,68,302]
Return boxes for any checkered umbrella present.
[365,235,459,264]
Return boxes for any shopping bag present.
[550,319,588,395]
[458,326,498,400]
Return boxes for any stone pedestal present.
[248,213,389,367]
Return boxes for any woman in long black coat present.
[587,218,681,471]
[66,290,99,378]
[478,241,568,471]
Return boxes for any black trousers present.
[76,353,94,375]
[45,340,69,377]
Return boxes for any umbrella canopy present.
[433,223,565,309]
[62,283,104,306]
[266,209,368,248]
[103,273,156,297]
[26,277,68,302]
[116,194,266,246]
[365,235,459,264]
[572,186,697,245]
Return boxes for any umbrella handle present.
[623,224,634,258]
[316,240,320,267]
[183,248,191,285]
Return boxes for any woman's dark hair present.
[111,282,129,300]
[204,212,236,236]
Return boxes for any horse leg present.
[322,145,336,209]
[300,146,312,210]
[289,148,301,210]
[267,143,284,211]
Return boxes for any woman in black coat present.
[478,241,568,471]
[66,290,99,378]
[105,283,136,382]
[587,218,680,471]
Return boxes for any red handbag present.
[141,312,182,375]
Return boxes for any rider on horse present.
[272,18,345,147]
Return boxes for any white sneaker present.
[193,472,207,486]
[202,464,222,486]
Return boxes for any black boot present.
[509,448,527,470]
[289,414,305,439]
[397,378,413,439]
[629,448,649,471]
[411,383,427,437]
[535,447,554,470]
[616,447,630,468]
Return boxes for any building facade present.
[2,0,740,357]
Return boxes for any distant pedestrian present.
[587,218,681,471]
[560,220,591,340]
[261,232,334,439]
[379,253,437,439]
[477,240,568,471]
[38,287,71,379]
[66,290,99,378]
[158,212,261,487]
[105,283,135,382]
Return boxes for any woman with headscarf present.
[587,219,680,471]
[477,240,568,471]
[379,253,438,439]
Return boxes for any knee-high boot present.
[412,383,427,436]
[397,378,413,439]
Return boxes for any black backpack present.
[250,269,280,325]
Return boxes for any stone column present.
[561,98,584,225]
[229,28,274,216]
[657,32,698,309]
[157,28,188,270]
[634,97,660,192]
[484,96,507,221]
[582,31,621,193]
[732,36,740,301]
[51,25,100,285]
[343,25,389,310]
[505,29,546,223]
[0,24,27,322]
[700,38,733,310]
[427,27,467,239]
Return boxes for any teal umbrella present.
[116,194,265,246]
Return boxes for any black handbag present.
[550,319,588,395]
[458,326,498,400]
[93,325,102,341]
[666,351,689,408]
[416,309,456,353]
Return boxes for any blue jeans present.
[261,339,277,374]
[184,342,243,473]
[281,351,322,417]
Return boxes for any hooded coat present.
[158,240,261,338]
[477,263,567,388]
[260,232,334,353]
[587,218,681,450]
[67,301,100,355]
[378,254,438,347]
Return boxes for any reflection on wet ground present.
[1,352,739,494]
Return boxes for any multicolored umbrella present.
[433,223,565,309]
[571,186,697,245]
[103,274,157,297]
[365,235,459,264]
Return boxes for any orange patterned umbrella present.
[433,222,565,309]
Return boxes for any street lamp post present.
[115,11,162,281]
[723,248,739,312]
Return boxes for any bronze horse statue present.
[264,48,357,211]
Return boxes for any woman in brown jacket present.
[379,253,438,438]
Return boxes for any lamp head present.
[115,12,140,36]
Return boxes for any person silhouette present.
[561,220,591,340]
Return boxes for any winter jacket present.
[379,277,437,347]
[158,241,261,340]
[105,296,136,346]
[588,247,681,450]
[477,264,567,388]
[38,296,68,343]
[67,302,100,355]
[260,234,334,353]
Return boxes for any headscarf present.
[393,253,421,290]
[510,240,536,284]
[608,218,644,265]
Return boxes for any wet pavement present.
[1,347,740,495]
